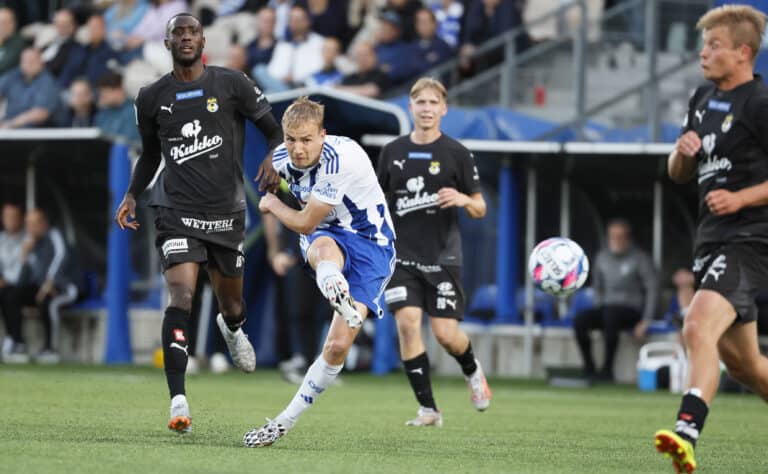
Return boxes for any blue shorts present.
[301,228,395,318]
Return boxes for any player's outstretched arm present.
[259,193,333,235]
[668,131,700,183]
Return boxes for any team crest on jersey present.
[206,97,219,113]
[721,113,733,133]
[429,161,441,175]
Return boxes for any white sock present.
[315,261,344,298]
[276,355,343,429]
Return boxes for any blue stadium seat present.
[466,284,499,324]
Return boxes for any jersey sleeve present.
[745,92,768,155]
[457,146,482,195]
[679,87,699,136]
[234,72,271,122]
[376,144,391,191]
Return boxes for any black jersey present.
[377,134,481,266]
[135,66,271,213]
[681,75,768,248]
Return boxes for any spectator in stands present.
[305,36,344,87]
[104,0,150,50]
[65,78,96,127]
[226,43,250,75]
[297,0,350,44]
[374,11,420,85]
[0,7,27,76]
[572,219,658,382]
[383,0,422,42]
[94,72,140,143]
[459,0,528,76]
[123,0,189,51]
[41,9,83,79]
[347,0,387,46]
[57,14,120,89]
[253,4,324,92]
[269,0,294,40]
[430,0,463,49]
[336,41,390,98]
[668,268,695,328]
[246,7,278,73]
[0,48,62,128]
[0,203,26,362]
[1,209,80,364]
[412,7,452,74]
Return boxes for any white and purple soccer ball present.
[528,237,589,297]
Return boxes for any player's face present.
[607,223,630,254]
[166,16,205,67]
[409,88,447,131]
[700,26,749,84]
[284,122,326,169]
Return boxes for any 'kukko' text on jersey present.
[377,134,481,266]
[135,66,271,213]
[681,76,768,247]
[272,135,395,247]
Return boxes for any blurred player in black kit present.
[654,5,768,473]
[114,13,282,434]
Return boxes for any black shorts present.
[154,206,246,277]
[693,242,768,323]
[384,262,465,319]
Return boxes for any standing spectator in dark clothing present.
[2,209,80,364]
[0,203,25,362]
[336,41,390,98]
[0,48,63,128]
[57,14,120,89]
[41,9,84,79]
[572,219,658,381]
[384,0,423,42]
[297,0,350,44]
[0,7,27,76]
[65,78,96,127]
[375,11,420,85]
[412,7,453,74]
[459,0,528,76]
[306,36,344,87]
[94,72,140,143]
[246,7,278,72]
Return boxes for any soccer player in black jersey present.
[377,78,491,427]
[113,13,282,434]
[654,6,768,472]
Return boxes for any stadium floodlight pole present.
[645,0,660,141]
[523,163,538,376]
[572,0,587,141]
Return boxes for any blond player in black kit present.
[654,5,768,473]
[114,13,282,434]
[377,78,491,427]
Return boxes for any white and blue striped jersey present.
[272,135,396,246]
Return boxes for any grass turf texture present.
[0,365,765,473]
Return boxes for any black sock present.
[675,392,709,447]
[162,306,190,399]
[403,352,437,410]
[223,308,246,332]
[452,341,478,376]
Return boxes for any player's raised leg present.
[431,317,491,411]
[163,262,199,433]
[209,268,255,372]
[655,290,735,472]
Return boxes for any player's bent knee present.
[681,319,714,351]
[323,337,351,361]
[167,283,194,312]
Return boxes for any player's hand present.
[259,192,278,213]
[437,187,469,209]
[705,189,744,216]
[633,320,649,342]
[255,154,281,192]
[35,279,55,304]
[675,131,701,159]
[271,251,297,276]
[114,194,140,230]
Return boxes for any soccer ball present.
[528,237,589,297]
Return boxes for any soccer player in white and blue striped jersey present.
[243,97,396,447]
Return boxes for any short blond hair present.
[697,4,766,60]
[410,77,447,100]
[282,96,324,130]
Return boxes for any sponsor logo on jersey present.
[170,119,224,164]
[384,286,407,303]
[180,216,234,233]
[393,159,405,170]
[721,113,733,133]
[160,103,174,114]
[173,329,186,342]
[707,99,731,112]
[399,260,442,273]
[176,89,204,101]
[206,96,219,113]
[395,176,439,216]
[408,152,433,160]
[162,238,188,257]
[436,281,455,296]
[314,182,338,201]
[692,254,710,273]
[429,161,441,175]
[289,183,313,194]
[695,109,705,124]
[698,133,732,184]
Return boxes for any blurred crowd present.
[0,0,538,143]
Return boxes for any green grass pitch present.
[0,365,765,473]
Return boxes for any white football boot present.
[216,314,256,372]
[405,407,443,427]
[243,418,288,447]
[168,394,192,433]
[465,359,492,411]
[323,276,362,329]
